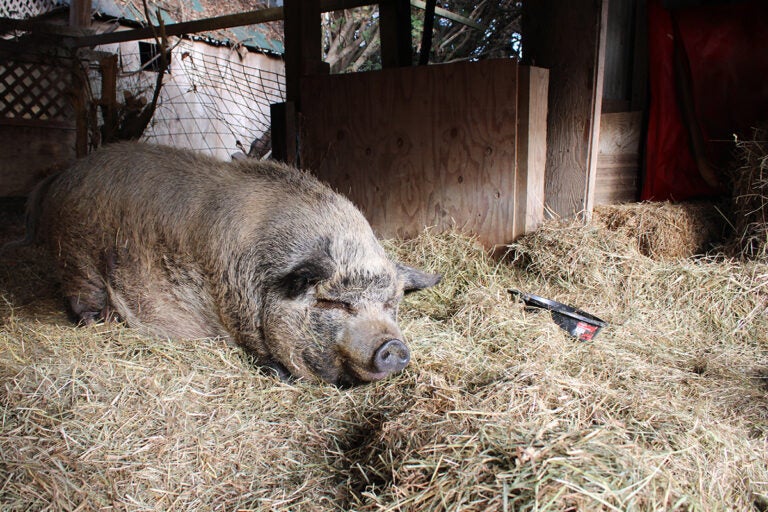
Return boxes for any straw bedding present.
[1,206,767,511]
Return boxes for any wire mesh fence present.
[108,37,285,160]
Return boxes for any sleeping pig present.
[26,142,440,386]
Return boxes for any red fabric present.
[642,0,768,201]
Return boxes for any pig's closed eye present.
[315,298,354,313]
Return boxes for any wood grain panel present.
[516,66,549,237]
[300,60,533,247]
[523,0,608,218]
[595,111,641,205]
[0,125,76,196]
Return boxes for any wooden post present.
[72,69,89,157]
[283,0,326,107]
[280,0,327,165]
[271,102,298,165]
[522,0,609,219]
[516,66,549,239]
[379,0,412,67]
[417,0,436,65]
[584,0,609,216]
[69,0,92,28]
[99,54,118,145]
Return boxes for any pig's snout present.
[373,339,410,374]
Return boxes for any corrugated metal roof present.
[55,0,284,54]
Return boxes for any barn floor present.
[1,202,767,511]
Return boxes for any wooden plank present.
[0,117,75,130]
[594,173,638,205]
[99,54,118,144]
[65,6,284,48]
[595,111,641,205]
[584,0,609,215]
[516,66,549,238]
[379,0,412,67]
[598,111,642,156]
[0,125,76,196]
[522,0,609,219]
[300,59,523,247]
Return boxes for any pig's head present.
[261,236,440,386]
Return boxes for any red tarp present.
[642,0,768,201]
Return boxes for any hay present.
[2,212,768,511]
[729,127,768,261]
[593,201,727,260]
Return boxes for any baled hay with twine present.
[1,213,767,511]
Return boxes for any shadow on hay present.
[334,409,395,505]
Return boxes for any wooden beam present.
[64,6,284,48]
[0,0,482,51]
[379,0,412,67]
[0,18,87,35]
[69,0,91,28]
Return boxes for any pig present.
[26,142,440,386]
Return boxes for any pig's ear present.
[397,263,442,294]
[279,257,334,299]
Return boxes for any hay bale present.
[593,201,727,260]
[1,215,767,511]
[728,127,768,261]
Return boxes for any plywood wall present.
[299,60,547,248]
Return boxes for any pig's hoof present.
[262,359,293,382]
[100,305,123,324]
[68,297,122,326]
[76,310,101,326]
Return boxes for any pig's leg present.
[61,249,120,325]
[64,276,108,325]
[262,358,293,382]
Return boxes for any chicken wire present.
[106,37,285,160]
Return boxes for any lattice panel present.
[0,61,74,122]
[0,0,56,19]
